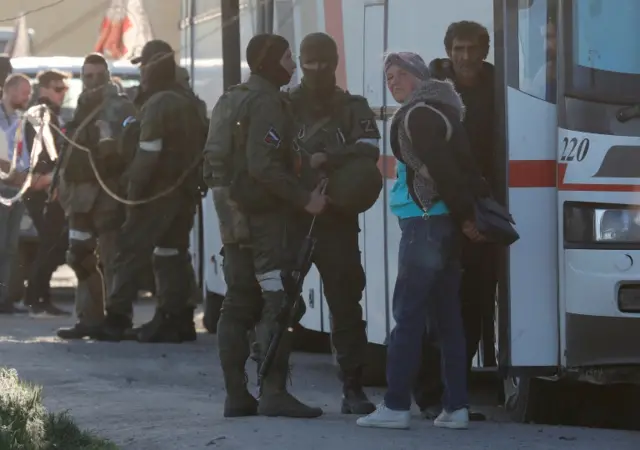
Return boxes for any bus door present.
[498,0,559,373]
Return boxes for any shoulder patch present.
[263,127,282,148]
[359,118,377,134]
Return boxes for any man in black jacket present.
[23,69,72,315]
[414,20,498,422]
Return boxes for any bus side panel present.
[506,88,559,367]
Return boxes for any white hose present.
[0,105,57,206]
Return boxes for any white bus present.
[182,0,640,423]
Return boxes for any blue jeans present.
[0,186,26,305]
[384,216,468,412]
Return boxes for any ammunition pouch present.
[212,186,251,245]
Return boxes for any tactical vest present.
[206,83,296,214]
[289,89,353,191]
[63,92,134,183]
[289,88,383,215]
[62,99,102,183]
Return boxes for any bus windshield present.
[566,0,640,104]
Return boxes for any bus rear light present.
[618,285,640,313]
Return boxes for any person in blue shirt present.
[390,161,448,219]
[0,74,33,314]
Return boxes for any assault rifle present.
[257,181,327,388]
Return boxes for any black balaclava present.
[246,34,292,88]
[142,52,177,93]
[300,32,338,97]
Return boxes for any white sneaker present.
[356,403,411,429]
[433,408,469,429]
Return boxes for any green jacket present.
[203,74,310,210]
[127,87,202,201]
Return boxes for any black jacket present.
[429,59,496,184]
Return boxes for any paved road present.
[1,300,639,450]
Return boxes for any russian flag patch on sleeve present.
[263,127,282,148]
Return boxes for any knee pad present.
[66,245,97,280]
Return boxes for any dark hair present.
[36,69,70,87]
[444,21,490,60]
[4,73,31,90]
[83,52,109,70]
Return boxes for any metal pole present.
[221,0,242,90]
[189,0,196,85]
[265,0,274,34]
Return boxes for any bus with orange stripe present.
[183,0,640,423]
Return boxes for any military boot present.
[223,370,258,417]
[136,309,182,343]
[341,367,375,414]
[177,308,197,342]
[143,253,191,343]
[97,314,134,342]
[257,334,323,418]
[218,312,258,417]
[56,323,102,340]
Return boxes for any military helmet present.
[327,156,382,214]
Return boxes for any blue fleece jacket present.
[389,161,448,218]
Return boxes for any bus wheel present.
[504,376,551,423]
[203,292,223,334]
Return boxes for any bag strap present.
[403,102,453,143]
[299,115,333,144]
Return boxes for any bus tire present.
[503,375,552,423]
[203,291,223,334]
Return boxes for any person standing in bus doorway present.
[411,21,498,422]
[55,53,136,340]
[357,51,489,430]
[23,69,72,316]
[205,34,326,419]
[287,32,382,415]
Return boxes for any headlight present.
[564,203,640,244]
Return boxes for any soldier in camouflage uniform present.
[99,40,205,343]
[288,32,382,414]
[204,34,327,419]
[57,53,136,340]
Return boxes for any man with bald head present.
[0,74,34,314]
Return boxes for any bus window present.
[565,0,640,104]
[517,0,558,103]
